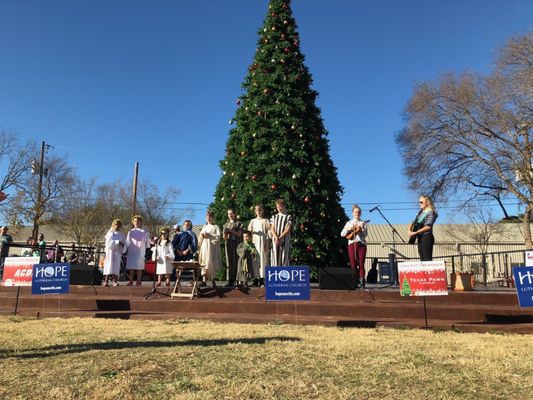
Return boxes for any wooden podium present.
[171,261,201,299]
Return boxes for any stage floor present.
[1,283,532,334]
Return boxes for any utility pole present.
[32,141,46,240]
[132,161,139,216]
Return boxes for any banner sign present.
[513,266,533,308]
[525,251,533,267]
[32,263,71,295]
[265,266,310,301]
[397,260,448,296]
[2,257,40,287]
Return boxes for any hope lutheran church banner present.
[397,260,448,297]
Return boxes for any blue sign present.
[32,263,70,295]
[513,266,533,308]
[265,266,310,301]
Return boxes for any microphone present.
[369,205,379,213]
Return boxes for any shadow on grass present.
[0,336,301,359]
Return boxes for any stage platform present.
[1,283,532,333]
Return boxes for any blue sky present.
[0,0,531,225]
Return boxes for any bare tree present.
[50,178,129,246]
[396,32,533,247]
[0,130,32,205]
[121,180,182,236]
[8,149,77,231]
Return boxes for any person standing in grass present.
[198,210,222,288]
[103,219,125,287]
[125,215,150,286]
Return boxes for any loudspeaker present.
[70,264,103,285]
[379,262,392,284]
[319,267,355,290]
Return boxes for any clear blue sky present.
[0,0,531,225]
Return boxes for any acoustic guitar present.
[344,220,370,240]
[408,220,422,244]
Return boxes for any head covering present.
[173,224,180,230]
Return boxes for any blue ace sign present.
[32,263,70,295]
[513,266,533,308]
[265,266,310,301]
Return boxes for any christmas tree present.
[401,276,412,296]
[211,0,347,275]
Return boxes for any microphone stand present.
[371,206,405,286]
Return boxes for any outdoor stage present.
[0,283,532,334]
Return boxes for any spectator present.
[0,226,13,276]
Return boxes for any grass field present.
[0,316,531,400]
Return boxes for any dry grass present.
[0,316,531,400]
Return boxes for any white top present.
[126,227,150,270]
[340,218,368,245]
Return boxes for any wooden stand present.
[171,261,201,299]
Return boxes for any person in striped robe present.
[270,199,292,266]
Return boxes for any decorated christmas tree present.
[401,276,412,296]
[211,0,347,274]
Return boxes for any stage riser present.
[0,286,521,306]
[1,294,529,323]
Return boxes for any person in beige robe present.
[198,210,222,287]
[247,204,270,286]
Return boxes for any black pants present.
[418,234,434,261]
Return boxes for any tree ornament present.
[231,192,236,199]
[241,151,246,156]
[271,26,276,31]
[304,196,310,203]
[292,174,297,179]
[281,33,286,39]
[264,39,269,44]
[284,47,290,54]
[271,183,277,190]
[221,197,225,201]
[306,245,313,252]
[283,20,288,24]
[291,124,296,130]
[252,175,257,181]
[300,223,305,231]
[252,132,256,137]
[280,59,285,64]
[263,88,270,94]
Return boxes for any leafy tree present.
[396,32,533,247]
[212,0,347,274]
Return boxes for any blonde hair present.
[131,215,143,223]
[351,204,361,212]
[111,219,123,230]
[420,195,437,213]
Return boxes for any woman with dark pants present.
[408,195,438,261]
[341,204,368,288]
